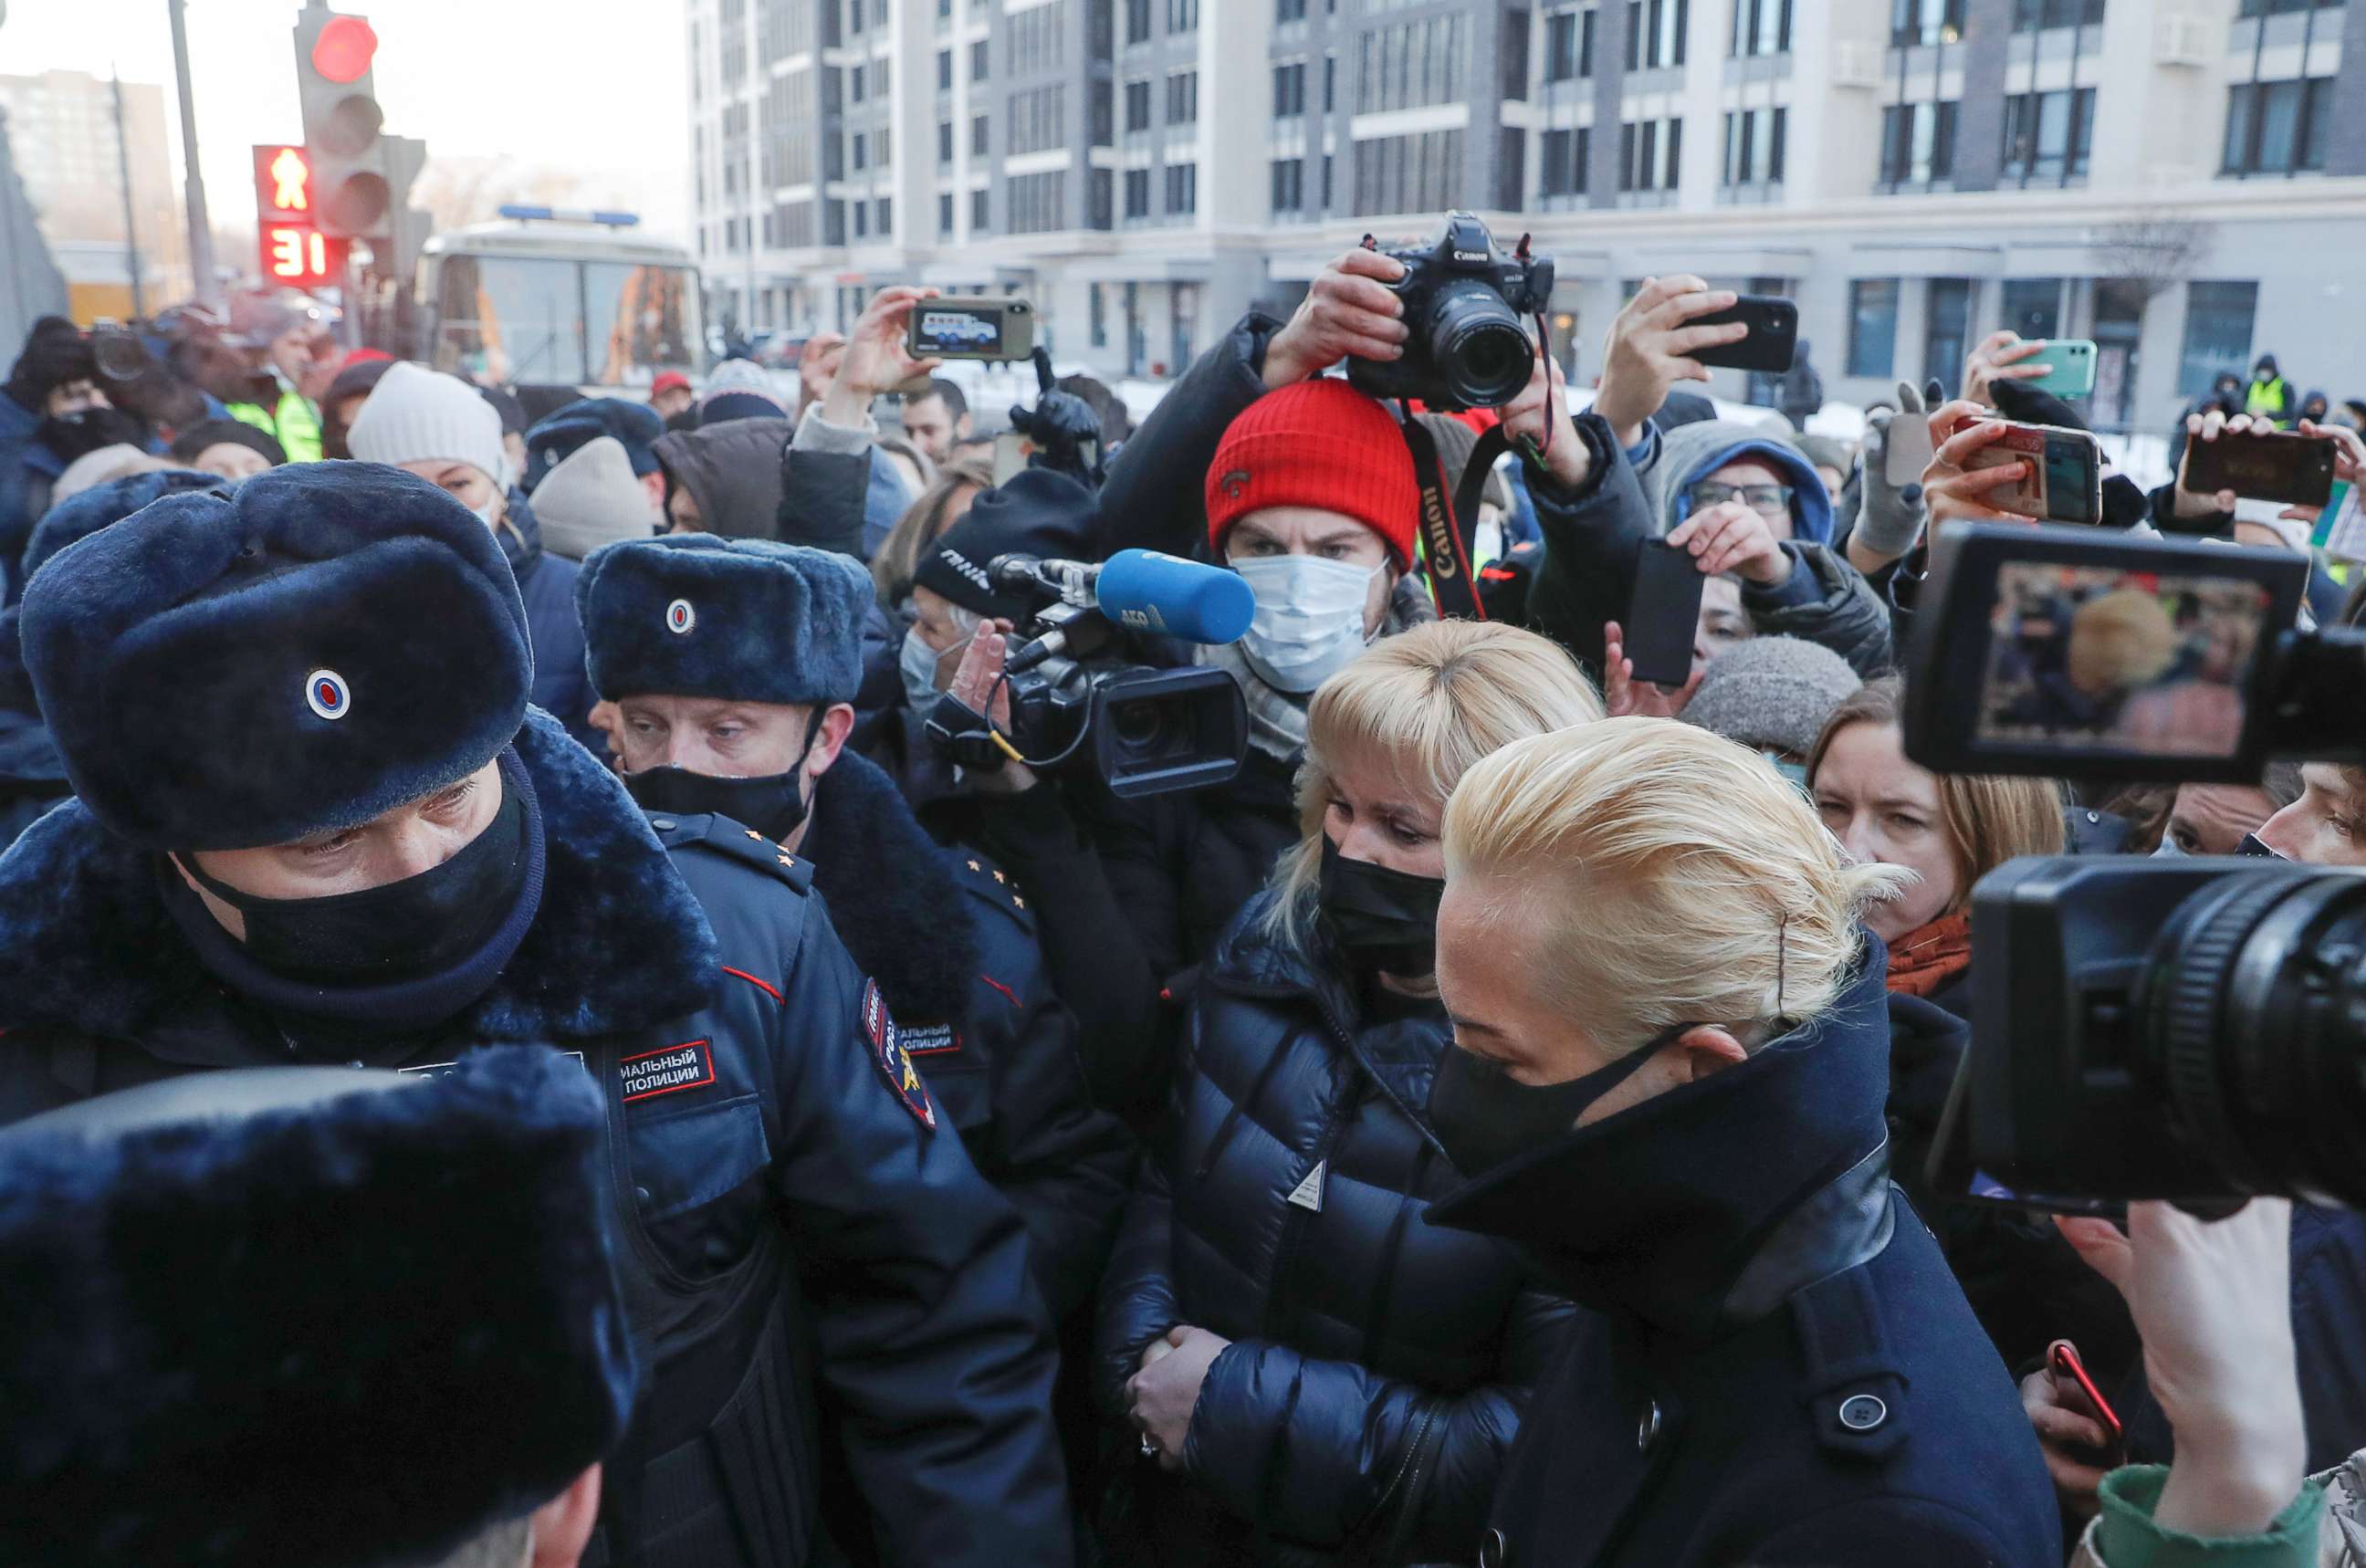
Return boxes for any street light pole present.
[167,0,217,306]
[110,70,145,318]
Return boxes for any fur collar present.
[804,749,979,1024]
[0,710,717,1042]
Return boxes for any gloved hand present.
[1849,379,1932,565]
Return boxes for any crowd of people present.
[0,260,2361,1568]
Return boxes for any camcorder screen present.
[1974,564,2273,761]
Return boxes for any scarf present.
[1200,572,1439,765]
[1886,911,1973,998]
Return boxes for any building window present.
[1165,160,1197,214]
[1890,0,1966,47]
[2235,0,2340,12]
[1544,9,1581,78]
[972,113,989,154]
[851,64,864,100]
[1501,14,1531,100]
[1167,0,1198,30]
[937,48,953,89]
[939,192,956,234]
[1092,80,1113,144]
[1356,15,1469,112]
[1353,127,1465,214]
[1091,167,1114,225]
[2222,78,2335,177]
[877,196,891,235]
[1617,116,1680,191]
[1271,156,1304,212]
[971,187,989,230]
[1124,166,1150,216]
[853,201,868,238]
[1166,68,1198,124]
[1324,53,1337,110]
[1541,125,1591,194]
[849,0,863,32]
[1924,277,1972,388]
[1623,0,1687,69]
[1173,281,1200,370]
[2012,0,2102,26]
[1879,100,1958,186]
[2002,88,2094,181]
[852,132,867,170]
[1125,0,1150,42]
[2179,281,2258,394]
[1125,78,1151,130]
[938,120,954,162]
[1009,85,1066,153]
[1279,0,1306,18]
[1008,0,1069,73]
[1722,105,1785,184]
[1731,0,1792,54]
[1496,125,1526,206]
[1009,170,1066,233]
[1321,152,1334,207]
[1848,279,1900,378]
[1090,281,1108,346]
[970,38,989,79]
[1273,61,1306,117]
[2001,278,2061,341]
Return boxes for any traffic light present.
[292,5,388,238]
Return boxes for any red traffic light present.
[310,15,377,83]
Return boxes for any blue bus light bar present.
[496,205,643,227]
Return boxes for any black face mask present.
[1427,1023,1694,1178]
[178,768,531,985]
[1317,835,1444,976]
[2237,831,2282,859]
[620,711,823,844]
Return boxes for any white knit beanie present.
[347,361,507,484]
[533,437,654,561]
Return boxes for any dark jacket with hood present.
[1523,414,1896,680]
[803,749,1135,1321]
[0,606,62,846]
[1095,894,1575,1568]
[658,416,902,732]
[0,710,1075,1568]
[498,487,600,754]
[1426,947,2057,1568]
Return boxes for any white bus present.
[415,208,702,392]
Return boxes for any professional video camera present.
[924,549,1254,799]
[1345,212,1555,413]
[1906,522,2366,1208]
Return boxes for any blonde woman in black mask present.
[1094,620,1601,1567]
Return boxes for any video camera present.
[1345,212,1555,413]
[1907,522,2366,1208]
[924,549,1254,799]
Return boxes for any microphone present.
[988,549,1254,648]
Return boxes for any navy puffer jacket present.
[1095,893,1575,1566]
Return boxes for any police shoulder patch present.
[861,977,936,1132]
[952,848,1035,930]
[646,812,816,894]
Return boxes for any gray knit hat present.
[1682,635,1862,758]
[532,436,652,561]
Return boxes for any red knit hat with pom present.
[1205,378,1419,570]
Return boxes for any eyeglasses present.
[1689,481,1795,517]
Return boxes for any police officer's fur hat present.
[19,461,534,851]
[0,1046,634,1568]
[577,532,874,708]
[525,395,667,489]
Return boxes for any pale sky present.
[0,0,691,241]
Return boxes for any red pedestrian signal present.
[309,15,377,83]
[252,143,345,287]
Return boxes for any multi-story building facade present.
[0,68,187,320]
[689,0,2366,431]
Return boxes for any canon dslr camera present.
[1345,212,1555,412]
[1906,522,2366,1209]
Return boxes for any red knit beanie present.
[1205,379,1419,570]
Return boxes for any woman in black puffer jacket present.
[1095,621,1600,1567]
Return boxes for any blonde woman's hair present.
[871,455,993,605]
[1262,621,1604,948]
[1443,717,1910,1053]
[1806,677,2065,916]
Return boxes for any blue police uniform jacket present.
[1425,944,2061,1568]
[0,710,1073,1568]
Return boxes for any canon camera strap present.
[1399,405,1508,622]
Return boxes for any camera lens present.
[1427,278,1534,409]
[1109,697,1167,750]
[2139,868,2366,1206]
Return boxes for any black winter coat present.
[802,749,1135,1322]
[1427,950,2057,1568]
[0,711,1074,1568]
[1095,895,1575,1566]
[499,491,602,755]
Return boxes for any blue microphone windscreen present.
[1095,549,1255,645]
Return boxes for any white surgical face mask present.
[1230,554,1383,695]
[899,627,944,715]
[472,494,502,529]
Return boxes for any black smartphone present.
[906,296,1036,361]
[1686,295,1799,374]
[1624,539,1705,688]
[2181,430,2338,509]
